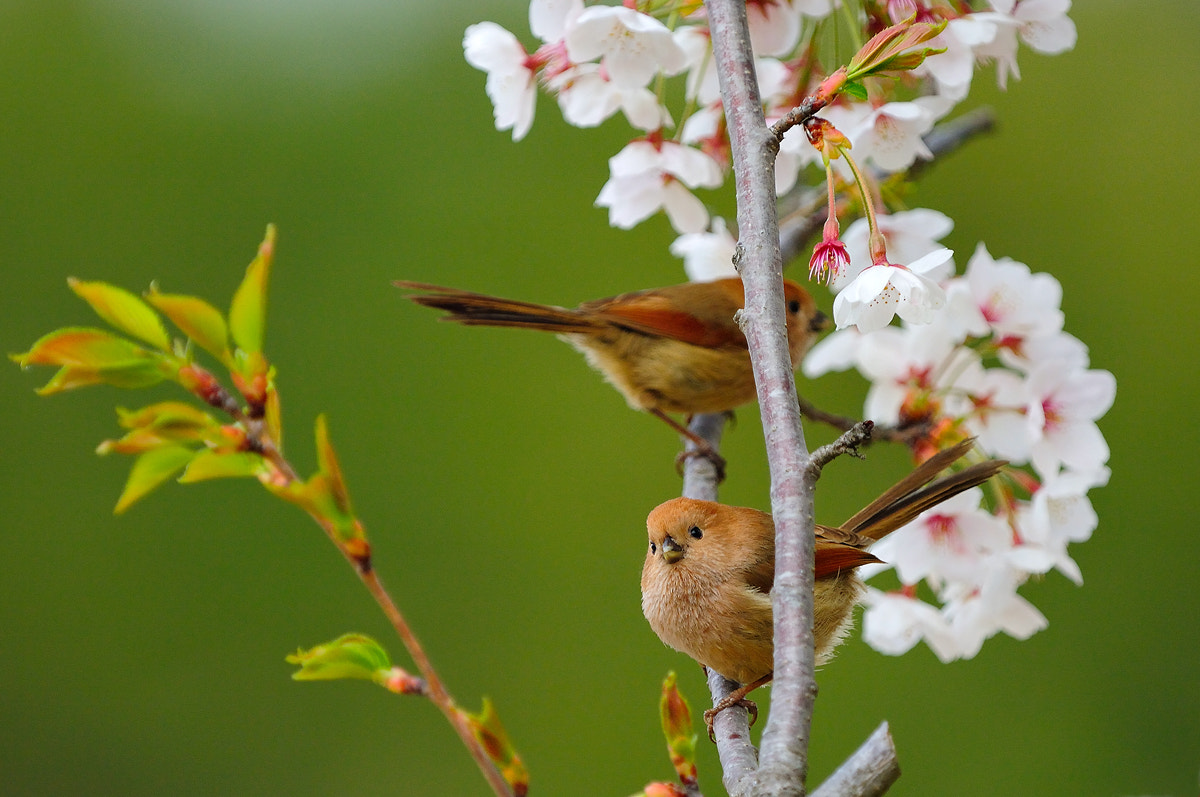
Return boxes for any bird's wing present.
[814,525,882,579]
[585,284,748,349]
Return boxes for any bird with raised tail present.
[640,439,1006,729]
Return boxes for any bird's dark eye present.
[650,542,657,554]
[788,299,801,314]
[689,526,703,539]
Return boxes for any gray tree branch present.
[704,1,817,795]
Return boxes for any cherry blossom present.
[962,243,1064,344]
[836,96,955,173]
[862,588,960,662]
[670,218,738,282]
[869,488,1013,588]
[941,565,1048,658]
[990,0,1078,55]
[528,0,583,42]
[746,0,802,58]
[1025,362,1116,477]
[564,6,687,90]
[549,63,670,130]
[836,208,955,290]
[463,22,539,141]
[596,138,723,234]
[832,249,952,333]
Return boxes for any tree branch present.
[810,723,900,797]
[704,2,817,795]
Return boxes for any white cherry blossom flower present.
[463,22,539,141]
[800,327,863,378]
[832,249,952,333]
[941,564,1048,658]
[746,0,802,57]
[989,0,1077,54]
[916,13,1004,100]
[1025,362,1115,477]
[1009,465,1109,583]
[670,217,738,282]
[674,25,718,103]
[565,6,687,89]
[862,588,960,661]
[840,96,955,173]
[596,139,723,233]
[550,63,671,130]
[957,364,1032,462]
[854,321,977,424]
[529,0,583,42]
[837,208,955,290]
[869,488,1013,589]
[963,242,1064,342]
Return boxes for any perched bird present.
[640,440,1006,725]
[395,278,828,476]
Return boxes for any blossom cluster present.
[805,230,1113,660]
[463,1,1104,661]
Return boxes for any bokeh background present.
[2,2,1196,795]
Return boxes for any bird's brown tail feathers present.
[843,439,1007,543]
[394,281,602,335]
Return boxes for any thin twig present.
[191,369,514,797]
[807,421,874,475]
[357,568,515,797]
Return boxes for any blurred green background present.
[2,2,1196,795]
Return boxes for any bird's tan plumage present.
[641,440,1006,685]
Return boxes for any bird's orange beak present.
[661,534,684,564]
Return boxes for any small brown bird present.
[640,440,1005,725]
[395,278,828,475]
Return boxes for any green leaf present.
[287,633,393,682]
[99,402,225,454]
[315,414,351,517]
[33,361,171,395]
[229,225,276,354]
[13,328,176,394]
[114,444,197,514]
[145,289,230,363]
[178,450,264,482]
[463,699,529,797]
[841,80,868,101]
[69,279,171,351]
[116,401,219,433]
[15,327,151,369]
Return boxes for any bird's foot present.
[674,446,727,482]
[703,696,758,742]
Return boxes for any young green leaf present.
[228,225,276,354]
[32,361,171,395]
[114,444,197,514]
[463,699,529,797]
[145,290,231,364]
[15,327,153,369]
[287,633,393,683]
[68,279,171,351]
[315,414,351,517]
[178,450,264,482]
